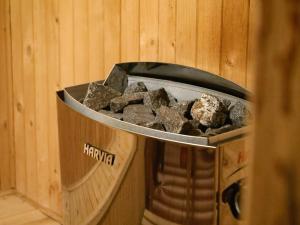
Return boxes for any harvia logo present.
[83,143,115,166]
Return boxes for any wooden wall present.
[247,0,300,224]
[0,0,15,192]
[0,0,259,218]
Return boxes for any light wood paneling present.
[196,0,222,74]
[103,0,121,74]
[158,0,176,63]
[121,0,140,62]
[175,0,197,67]
[0,0,15,192]
[220,0,250,86]
[2,0,259,219]
[10,0,62,216]
[0,194,60,225]
[140,0,159,61]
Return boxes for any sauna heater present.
[56,62,249,225]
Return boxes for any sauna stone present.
[99,110,123,120]
[144,88,170,110]
[204,124,235,136]
[123,104,155,125]
[142,120,165,131]
[83,82,121,111]
[167,92,177,107]
[110,92,145,112]
[222,98,232,110]
[124,82,148,94]
[104,67,128,93]
[191,93,227,128]
[186,129,204,136]
[229,101,249,127]
[171,101,194,117]
[156,105,191,134]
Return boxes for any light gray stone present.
[191,93,227,128]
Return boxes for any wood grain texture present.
[220,0,250,86]
[196,0,222,74]
[0,194,60,225]
[2,0,259,220]
[219,139,248,225]
[0,0,15,192]
[175,0,197,67]
[247,1,300,225]
[121,0,140,62]
[103,0,121,75]
[140,0,159,61]
[158,0,176,63]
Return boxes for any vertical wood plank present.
[5,0,16,190]
[33,0,50,208]
[196,0,222,74]
[158,0,176,63]
[74,0,89,84]
[140,0,159,61]
[45,0,61,214]
[0,0,7,190]
[175,0,197,67]
[103,0,121,76]
[10,0,27,195]
[21,0,38,201]
[246,0,261,92]
[59,0,74,87]
[121,0,139,62]
[88,0,104,81]
[220,0,250,87]
[0,0,14,191]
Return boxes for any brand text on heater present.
[83,143,115,166]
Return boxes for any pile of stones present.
[82,77,250,137]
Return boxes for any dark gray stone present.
[222,98,232,110]
[124,82,147,94]
[185,129,204,136]
[144,88,170,110]
[83,82,121,111]
[188,120,200,129]
[171,101,194,117]
[123,104,155,125]
[229,101,250,127]
[104,66,128,93]
[142,120,165,131]
[99,110,123,120]
[204,124,235,136]
[191,94,227,128]
[167,92,177,107]
[156,106,191,134]
[110,92,145,112]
